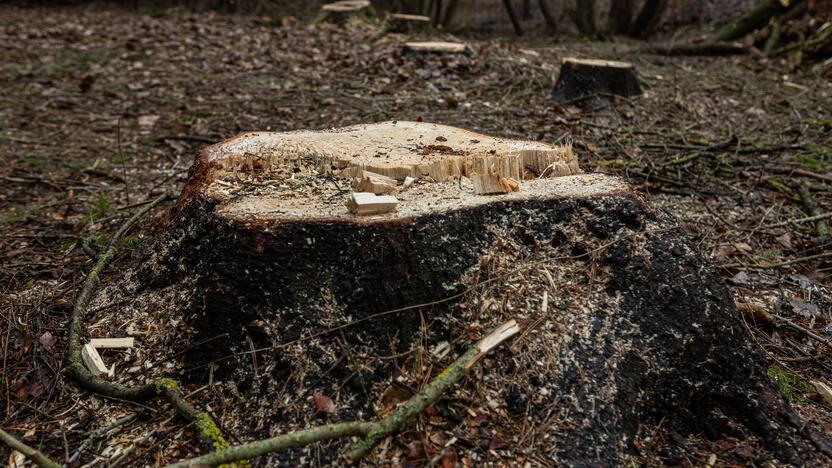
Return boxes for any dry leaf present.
[137,115,160,127]
[38,331,56,351]
[379,383,412,415]
[441,447,458,468]
[313,392,335,414]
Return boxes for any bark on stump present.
[552,58,643,109]
[121,121,829,465]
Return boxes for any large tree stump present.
[552,57,643,107]
[111,121,829,465]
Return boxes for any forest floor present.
[1,4,831,467]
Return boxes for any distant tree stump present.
[320,0,373,24]
[385,13,432,33]
[552,57,643,107]
[120,121,829,465]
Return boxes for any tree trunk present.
[114,121,831,465]
[607,0,634,35]
[628,0,670,38]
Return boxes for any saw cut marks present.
[204,121,579,183]
[190,120,597,221]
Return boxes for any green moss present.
[195,412,230,451]
[795,152,831,172]
[758,248,780,260]
[768,366,812,401]
[154,378,179,391]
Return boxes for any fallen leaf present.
[8,450,25,468]
[313,392,336,414]
[379,383,412,415]
[441,447,458,468]
[776,232,793,249]
[488,437,510,450]
[38,331,56,351]
[137,115,160,127]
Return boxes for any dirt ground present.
[1,3,831,467]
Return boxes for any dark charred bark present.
[552,58,643,109]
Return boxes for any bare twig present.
[769,313,832,353]
[796,183,830,245]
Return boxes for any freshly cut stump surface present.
[102,121,829,465]
[320,0,372,24]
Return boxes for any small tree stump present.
[320,0,373,24]
[552,57,643,105]
[386,13,432,33]
[403,41,469,54]
[111,121,829,465]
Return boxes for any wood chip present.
[472,174,520,195]
[90,337,135,349]
[81,343,113,377]
[346,192,399,215]
[352,171,397,194]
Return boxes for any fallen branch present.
[769,313,832,353]
[644,41,748,56]
[166,320,521,467]
[0,429,60,468]
[714,0,802,41]
[65,192,234,455]
[760,212,832,230]
[720,251,832,269]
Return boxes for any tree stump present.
[319,0,373,24]
[552,57,643,107]
[385,13,432,33]
[113,121,829,465]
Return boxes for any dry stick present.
[0,428,60,468]
[761,212,832,230]
[166,320,521,467]
[769,314,832,354]
[796,183,830,245]
[720,251,832,269]
[64,192,234,455]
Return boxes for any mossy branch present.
[0,428,61,468]
[64,193,233,455]
[167,320,521,467]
